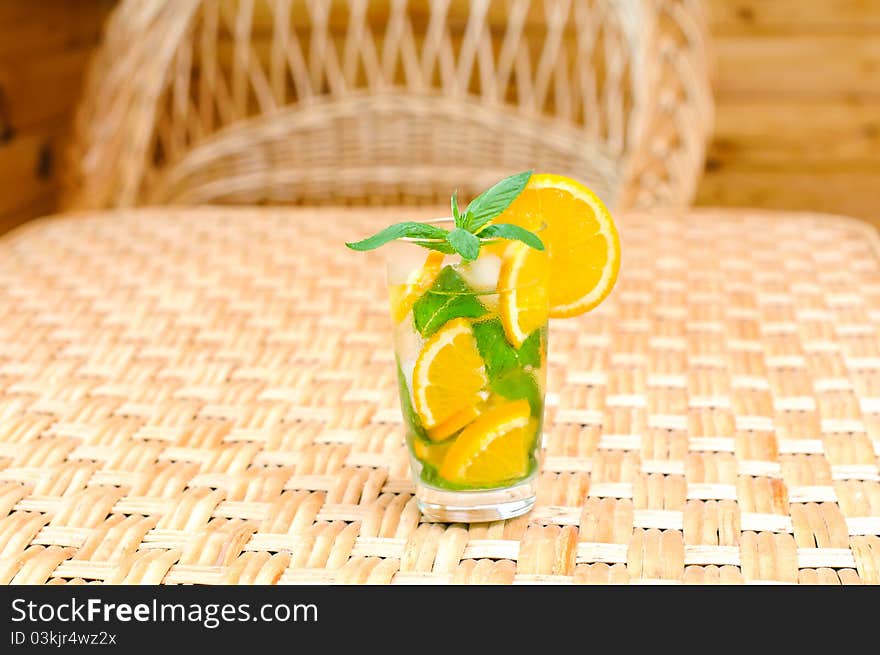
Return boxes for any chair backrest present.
[62,0,712,211]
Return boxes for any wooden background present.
[698,0,880,224]
[1,0,878,234]
[0,0,115,234]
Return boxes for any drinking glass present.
[386,219,548,522]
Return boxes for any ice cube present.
[386,245,446,285]
[459,254,501,292]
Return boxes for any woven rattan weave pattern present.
[0,207,878,585]
[63,0,711,212]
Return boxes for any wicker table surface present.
[1,206,879,585]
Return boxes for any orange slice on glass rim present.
[493,173,620,318]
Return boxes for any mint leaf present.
[409,239,456,254]
[447,227,480,261]
[491,368,542,417]
[396,359,427,440]
[412,266,487,337]
[517,328,544,368]
[474,319,543,380]
[346,221,449,251]
[451,190,463,228]
[478,223,544,251]
[472,318,520,380]
[347,172,535,256]
[465,171,532,232]
[473,319,544,416]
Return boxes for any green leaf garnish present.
[345,221,449,251]
[477,223,544,251]
[412,266,487,337]
[447,227,480,261]
[472,318,544,415]
[517,328,544,369]
[472,318,521,380]
[409,239,456,255]
[396,359,427,440]
[451,190,463,228]
[491,368,543,417]
[473,319,544,381]
[464,170,532,233]
[345,171,542,255]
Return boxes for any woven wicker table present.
[1,206,878,585]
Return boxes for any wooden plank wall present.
[0,0,115,234]
[698,0,880,225]
[0,1,878,234]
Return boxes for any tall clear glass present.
[386,219,548,522]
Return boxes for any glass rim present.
[399,216,547,245]
[387,217,549,295]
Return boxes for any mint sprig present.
[446,227,480,261]
[345,221,449,251]
[451,190,463,228]
[345,171,544,259]
[477,223,544,251]
[412,266,487,337]
[462,170,533,233]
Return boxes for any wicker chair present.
[62,0,712,211]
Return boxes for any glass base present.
[415,477,537,523]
